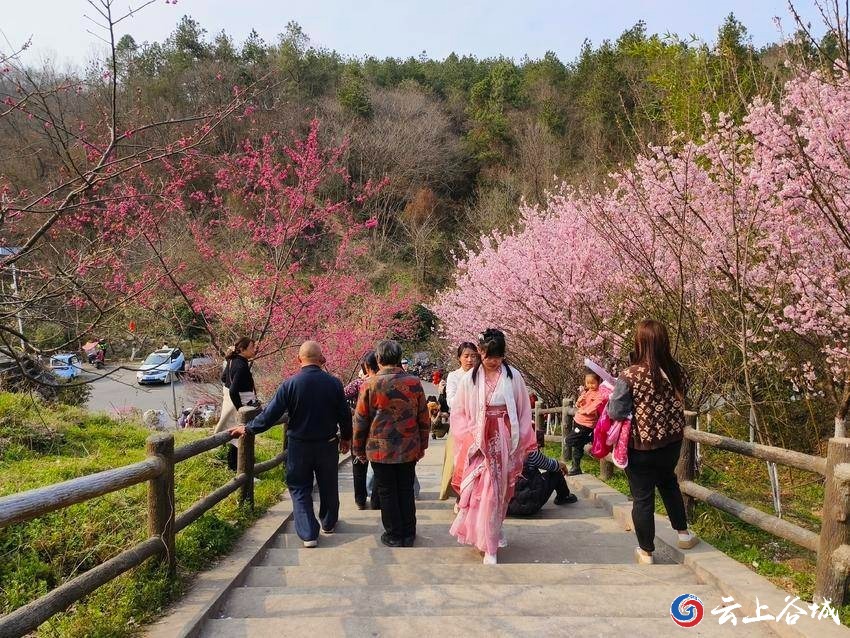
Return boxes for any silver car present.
[136,348,186,384]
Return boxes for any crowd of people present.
[220,319,699,566]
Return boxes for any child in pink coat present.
[566,370,607,475]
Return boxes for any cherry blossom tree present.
[147,119,412,380]
[0,0,267,369]
[433,65,850,439]
[1,2,412,387]
[745,68,850,436]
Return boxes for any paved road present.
[86,365,440,417]
[85,365,219,416]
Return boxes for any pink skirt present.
[450,407,523,555]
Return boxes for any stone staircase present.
[199,439,775,637]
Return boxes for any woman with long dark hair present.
[214,337,258,470]
[438,341,479,501]
[449,329,537,564]
[607,319,699,564]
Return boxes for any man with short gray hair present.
[354,340,430,547]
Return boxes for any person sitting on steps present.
[507,447,578,517]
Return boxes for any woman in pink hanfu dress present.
[449,328,537,565]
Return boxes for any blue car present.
[136,348,186,385]
[50,354,82,380]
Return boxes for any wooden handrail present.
[254,450,286,475]
[0,404,285,637]
[536,406,573,416]
[173,430,236,463]
[0,537,163,638]
[175,475,246,532]
[684,427,827,475]
[563,406,850,604]
[0,457,164,528]
[679,480,819,552]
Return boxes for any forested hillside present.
[0,6,839,374]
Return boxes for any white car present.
[50,354,82,380]
[136,348,186,385]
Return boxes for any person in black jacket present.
[344,351,379,510]
[214,337,258,470]
[507,449,577,517]
[230,341,352,547]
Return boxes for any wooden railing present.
[0,407,284,638]
[540,399,850,605]
[676,413,850,605]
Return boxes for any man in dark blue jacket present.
[230,341,352,547]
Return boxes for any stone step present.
[304,503,610,525]
[260,546,480,566]
[310,509,456,524]
[259,540,653,566]
[242,562,700,588]
[270,529,651,550]
[202,615,773,637]
[218,583,719,619]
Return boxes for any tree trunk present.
[836,415,848,439]
[832,375,850,439]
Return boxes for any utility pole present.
[0,244,25,350]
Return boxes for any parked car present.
[136,348,185,385]
[183,354,219,383]
[50,353,82,380]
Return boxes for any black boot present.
[568,446,583,475]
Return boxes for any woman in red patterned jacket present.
[354,340,430,548]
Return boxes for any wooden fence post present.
[237,407,261,508]
[534,403,543,442]
[815,438,850,604]
[599,456,614,481]
[560,397,571,464]
[676,413,697,520]
[146,432,175,575]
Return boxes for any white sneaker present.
[483,552,498,565]
[634,547,654,564]
[498,528,508,548]
[677,531,699,549]
[303,539,318,548]
[321,527,335,535]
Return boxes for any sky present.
[0,0,827,67]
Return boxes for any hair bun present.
[478,328,502,343]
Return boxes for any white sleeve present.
[446,370,461,408]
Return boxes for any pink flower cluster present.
[433,68,850,416]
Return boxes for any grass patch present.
[544,441,850,625]
[0,392,287,636]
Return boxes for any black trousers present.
[352,457,369,506]
[565,424,595,467]
[542,470,571,502]
[624,441,688,553]
[372,461,417,541]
